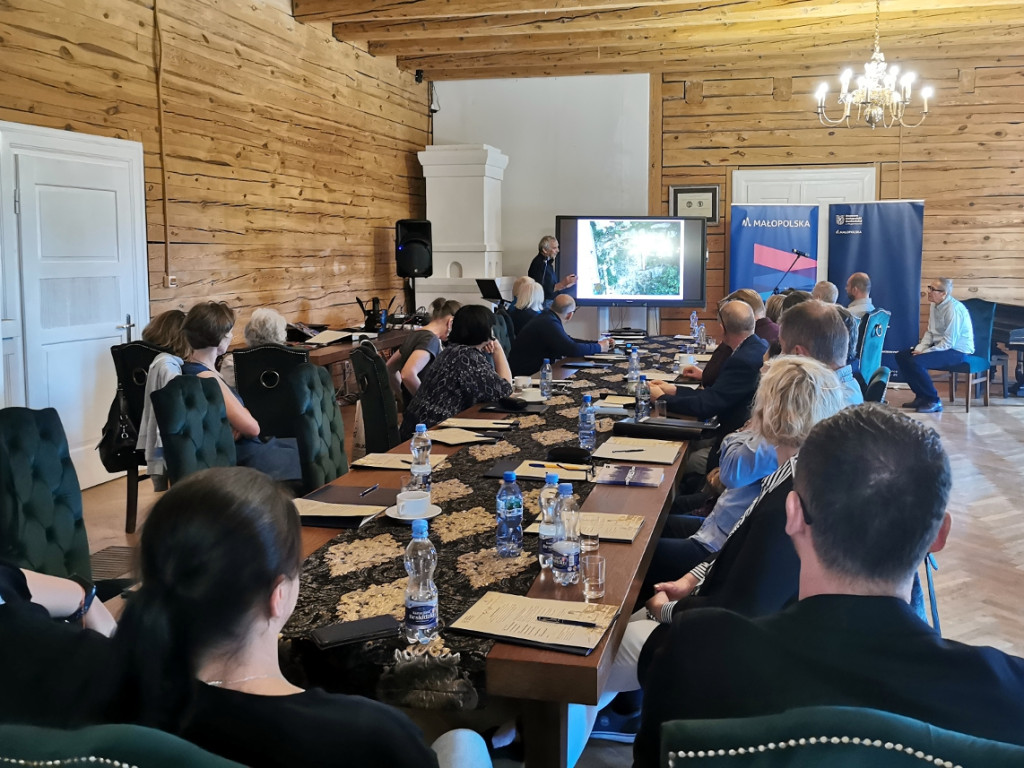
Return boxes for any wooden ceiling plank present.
[294,0,668,24]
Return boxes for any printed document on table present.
[440,418,516,430]
[592,436,683,465]
[293,498,386,518]
[526,512,644,543]
[352,453,447,470]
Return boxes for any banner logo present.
[836,213,862,226]
[739,217,810,228]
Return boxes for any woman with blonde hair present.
[507,277,544,334]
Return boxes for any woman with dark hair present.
[386,297,461,407]
[116,467,489,768]
[182,301,301,482]
[401,305,512,438]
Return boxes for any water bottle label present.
[552,548,580,573]
[539,533,556,556]
[405,602,438,629]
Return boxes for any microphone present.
[791,249,809,258]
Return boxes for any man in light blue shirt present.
[895,277,974,413]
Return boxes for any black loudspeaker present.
[396,219,432,278]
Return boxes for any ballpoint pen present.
[536,616,597,629]
[359,483,380,497]
[612,449,643,454]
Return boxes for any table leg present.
[522,700,570,768]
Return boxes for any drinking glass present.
[582,555,606,600]
[580,523,600,553]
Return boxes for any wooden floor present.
[80,388,1024,766]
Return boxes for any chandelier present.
[814,0,933,129]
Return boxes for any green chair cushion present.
[0,407,90,581]
[150,376,237,484]
[0,723,245,767]
[662,706,1024,768]
[287,363,348,493]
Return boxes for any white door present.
[11,145,147,488]
[732,167,877,277]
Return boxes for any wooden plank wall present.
[0,0,429,329]
[654,55,1024,336]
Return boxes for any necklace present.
[203,673,282,687]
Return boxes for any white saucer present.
[385,504,442,522]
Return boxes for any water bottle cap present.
[415,423,427,433]
[411,519,428,537]
[640,375,647,381]
[503,471,517,482]
[582,394,592,403]
[545,472,559,484]
[543,358,550,364]
[557,482,573,496]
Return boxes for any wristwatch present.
[64,575,97,623]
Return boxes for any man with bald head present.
[845,271,874,318]
[651,300,768,442]
[508,293,612,376]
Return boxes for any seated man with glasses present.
[894,277,974,413]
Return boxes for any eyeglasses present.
[927,286,944,293]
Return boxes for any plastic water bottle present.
[404,518,438,644]
[626,348,640,394]
[496,471,524,557]
[697,324,708,353]
[578,394,597,451]
[551,483,581,586]
[539,358,553,398]
[537,473,560,569]
[410,423,432,489]
[636,375,652,420]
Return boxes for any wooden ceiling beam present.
[331,0,1024,42]
[365,8,1022,58]
[294,0,669,24]
[403,32,1024,80]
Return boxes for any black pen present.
[537,616,598,628]
[359,483,379,497]
[612,449,643,454]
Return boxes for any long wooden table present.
[297,353,685,768]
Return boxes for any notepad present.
[585,354,626,361]
[351,453,447,471]
[439,418,516,430]
[450,592,618,655]
[639,369,678,381]
[305,329,352,345]
[592,436,683,465]
[599,395,634,406]
[512,460,592,482]
[294,498,386,518]
[526,512,645,543]
[592,465,666,488]
[426,428,496,446]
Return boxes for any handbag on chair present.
[96,384,139,473]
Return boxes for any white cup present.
[396,490,430,518]
[514,375,533,391]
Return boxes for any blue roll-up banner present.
[729,205,819,297]
[827,201,924,377]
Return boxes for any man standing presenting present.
[528,235,576,306]
[508,294,612,376]
[845,271,874,318]
[633,405,1024,767]
[895,277,974,413]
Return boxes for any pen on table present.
[612,449,643,454]
[537,616,598,629]
[359,483,380,497]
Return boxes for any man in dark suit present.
[633,404,1024,767]
[508,294,612,376]
[528,235,576,306]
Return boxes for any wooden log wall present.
[0,0,429,329]
[652,56,1024,336]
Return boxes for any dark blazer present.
[507,305,539,335]
[664,333,767,433]
[634,594,1024,767]
[528,252,558,301]
[507,310,602,377]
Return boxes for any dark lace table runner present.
[282,336,682,710]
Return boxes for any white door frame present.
[0,121,149,476]
[732,166,878,278]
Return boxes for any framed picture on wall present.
[669,185,720,225]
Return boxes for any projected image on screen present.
[577,219,683,300]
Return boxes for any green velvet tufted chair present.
[0,723,245,767]
[233,343,310,439]
[0,407,91,581]
[350,341,401,455]
[150,376,237,485]
[662,706,1024,767]
[287,363,348,494]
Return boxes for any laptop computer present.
[476,278,508,305]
